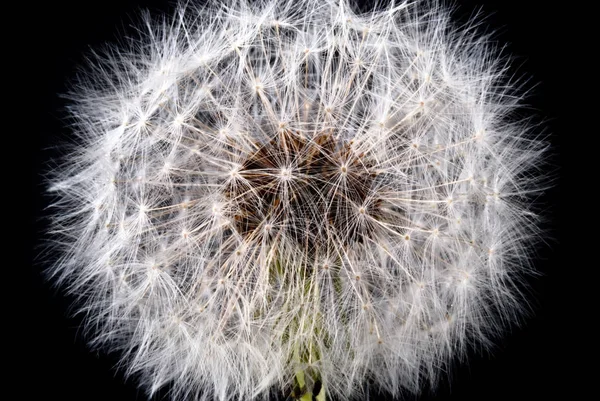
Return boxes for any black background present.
[27,1,571,400]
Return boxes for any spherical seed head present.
[47,1,547,400]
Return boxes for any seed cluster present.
[47,1,545,400]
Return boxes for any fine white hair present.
[47,0,548,400]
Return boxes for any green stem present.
[292,343,326,400]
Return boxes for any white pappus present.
[46,0,548,400]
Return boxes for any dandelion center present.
[227,130,383,248]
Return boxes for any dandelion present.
[46,0,548,400]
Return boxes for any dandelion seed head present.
[47,0,548,400]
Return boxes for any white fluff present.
[47,0,548,400]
